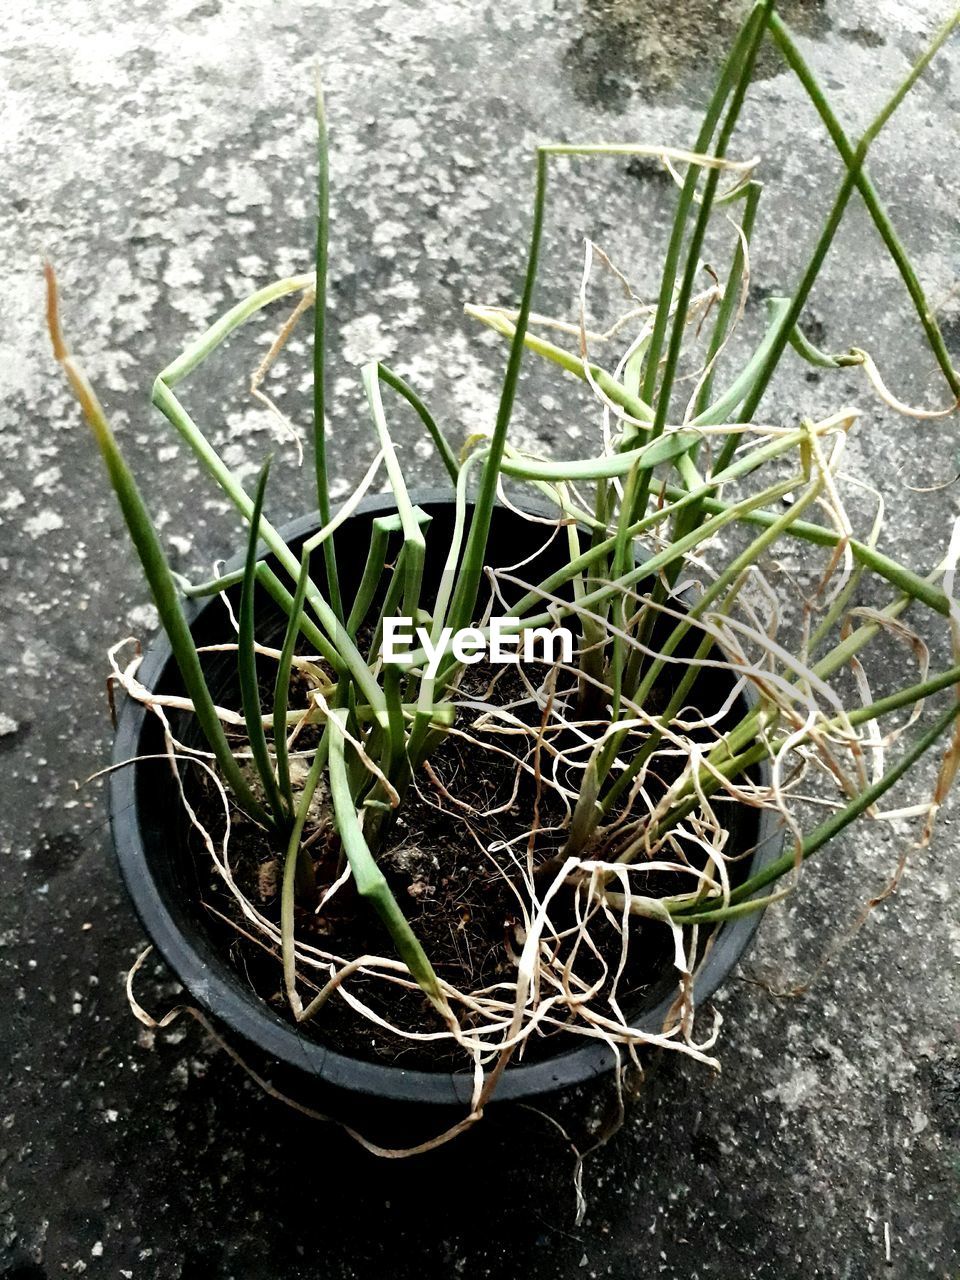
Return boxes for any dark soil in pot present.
[188,657,734,1071]
[110,491,783,1114]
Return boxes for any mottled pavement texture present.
[2,1,960,1277]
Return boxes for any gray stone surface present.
[2,1,959,1276]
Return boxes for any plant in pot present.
[47,2,960,1158]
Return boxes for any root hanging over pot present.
[105,452,948,1131]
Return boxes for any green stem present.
[362,362,426,621]
[46,267,271,825]
[239,461,288,822]
[640,1,768,409]
[602,464,823,811]
[659,484,951,617]
[671,695,960,924]
[448,149,547,634]
[464,307,655,424]
[346,518,391,638]
[327,709,445,1010]
[273,552,312,810]
[151,379,387,722]
[651,0,772,435]
[646,651,960,846]
[158,274,312,386]
[718,8,960,459]
[313,77,344,624]
[378,364,460,484]
[770,10,960,398]
[694,179,762,416]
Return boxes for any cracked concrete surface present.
[1,0,959,1276]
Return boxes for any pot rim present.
[109,489,783,1106]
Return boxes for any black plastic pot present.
[110,491,782,1126]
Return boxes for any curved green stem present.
[670,695,960,924]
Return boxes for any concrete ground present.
[2,0,959,1276]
